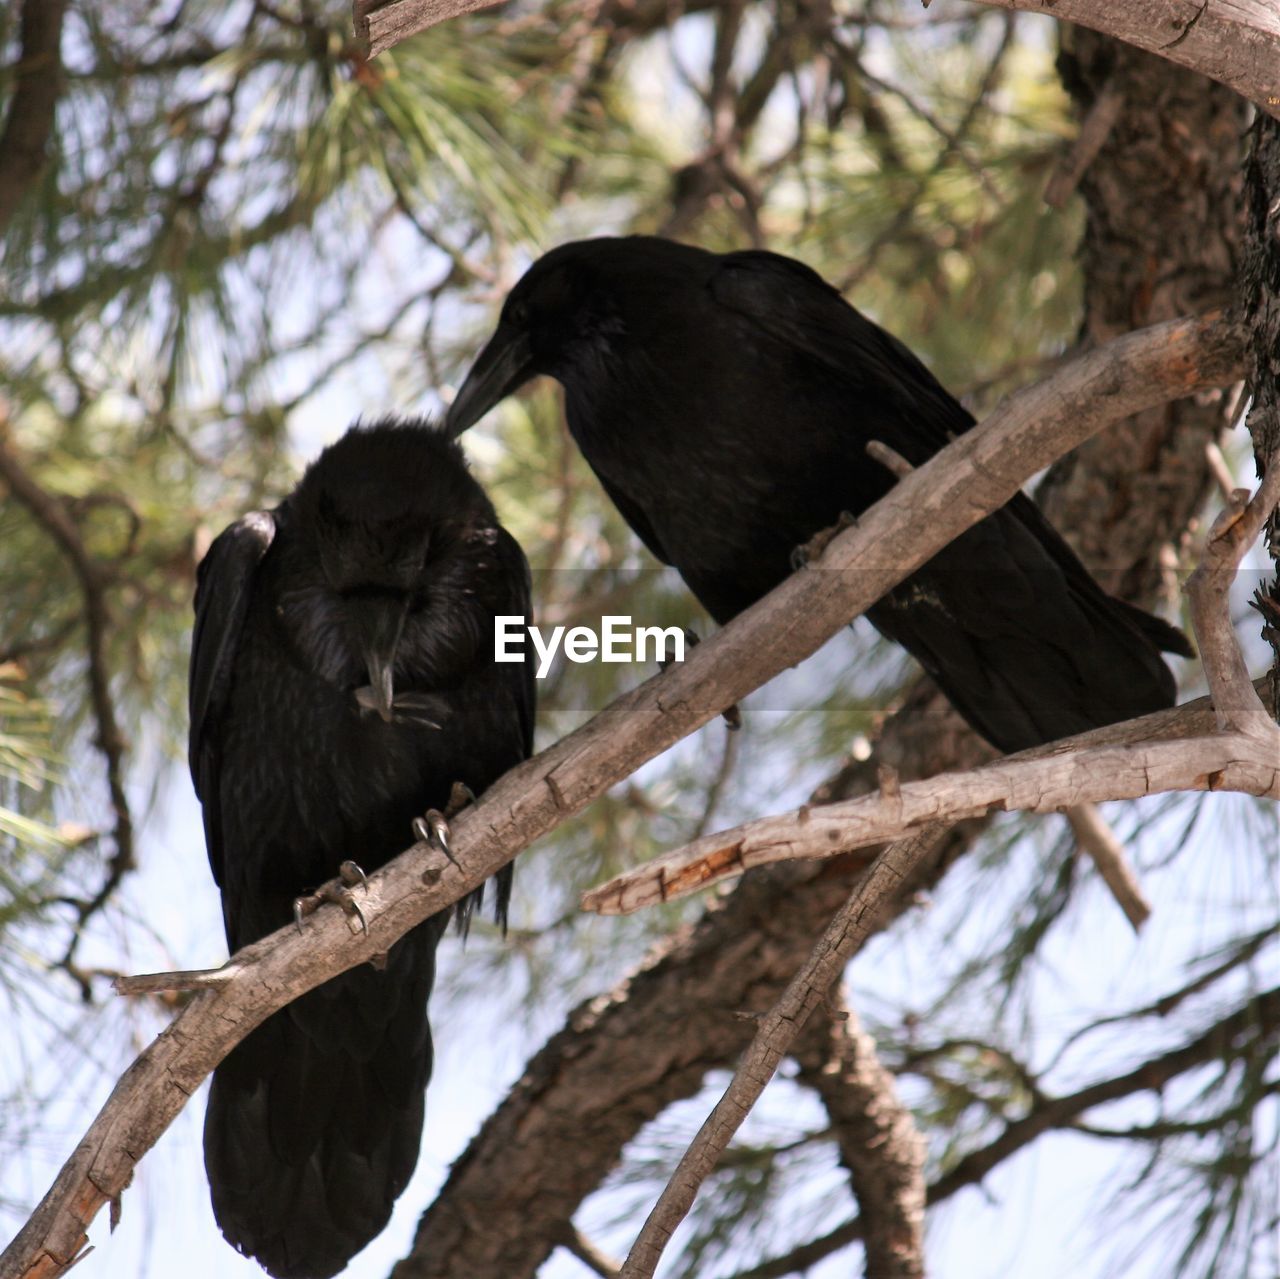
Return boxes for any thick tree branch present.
[970,0,1280,119]
[0,0,68,233]
[0,312,1243,1279]
[793,995,926,1279]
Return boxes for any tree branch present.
[616,826,955,1279]
[793,994,926,1279]
[1064,803,1151,932]
[970,0,1280,120]
[0,311,1244,1279]
[1185,452,1280,737]
[582,707,1278,915]
[0,0,68,233]
[730,985,1280,1279]
[0,418,136,993]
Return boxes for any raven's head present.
[445,236,712,437]
[286,421,498,721]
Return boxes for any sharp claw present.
[348,897,369,937]
[292,865,369,935]
[338,860,367,889]
[414,809,460,866]
[426,810,457,864]
[722,703,742,731]
[445,781,476,819]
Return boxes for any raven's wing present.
[710,250,1192,659]
[479,524,536,925]
[494,524,537,758]
[597,470,674,566]
[709,249,975,461]
[189,511,276,886]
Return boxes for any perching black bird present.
[189,420,534,1279]
[447,236,1190,752]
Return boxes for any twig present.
[111,968,238,996]
[616,825,953,1279]
[866,439,914,479]
[354,0,504,55]
[560,1227,622,1278]
[728,986,1280,1279]
[1203,439,1238,502]
[1065,803,1152,932]
[0,311,1246,1279]
[1043,78,1125,209]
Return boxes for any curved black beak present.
[445,323,536,439]
[353,600,410,723]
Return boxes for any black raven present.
[189,420,534,1278]
[446,236,1190,753]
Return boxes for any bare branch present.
[1043,77,1125,209]
[110,968,237,996]
[970,0,1280,120]
[354,0,501,55]
[583,718,1278,915]
[1185,452,1280,736]
[0,312,1244,1279]
[1064,803,1151,932]
[617,826,953,1279]
[732,985,1280,1279]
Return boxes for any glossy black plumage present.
[447,236,1190,752]
[189,420,534,1278]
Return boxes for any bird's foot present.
[790,511,857,571]
[659,628,741,731]
[413,781,474,871]
[293,860,369,936]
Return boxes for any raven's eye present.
[507,299,530,327]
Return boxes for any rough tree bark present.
[1038,30,1249,601]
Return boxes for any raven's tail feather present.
[204,921,444,1279]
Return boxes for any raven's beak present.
[446,324,536,438]
[355,603,409,724]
